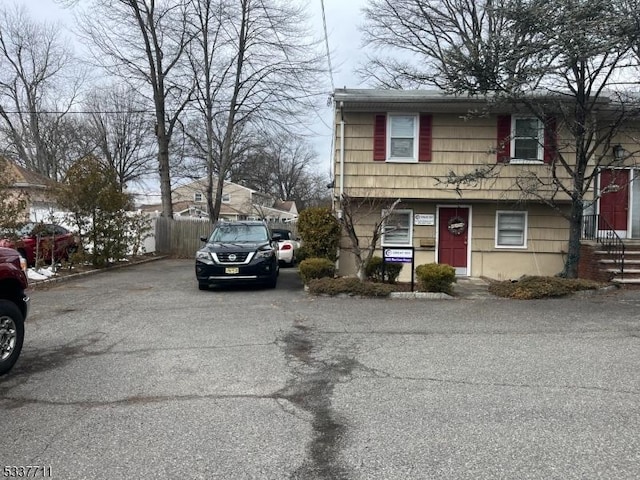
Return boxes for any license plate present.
[225,267,239,274]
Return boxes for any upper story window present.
[382,210,413,246]
[194,192,203,202]
[388,115,418,161]
[221,193,231,203]
[512,117,543,163]
[497,115,557,164]
[374,114,432,163]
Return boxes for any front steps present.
[582,240,640,286]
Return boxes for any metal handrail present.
[582,214,625,277]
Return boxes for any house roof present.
[333,88,614,114]
[2,159,54,189]
[334,88,486,113]
[139,200,252,217]
[273,200,297,213]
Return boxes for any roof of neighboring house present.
[139,201,248,217]
[3,159,54,189]
[273,200,297,213]
[174,177,259,194]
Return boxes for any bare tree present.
[0,4,84,180]
[77,0,196,217]
[231,132,327,206]
[183,0,325,222]
[361,0,640,277]
[339,194,401,281]
[83,85,156,191]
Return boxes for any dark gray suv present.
[195,221,279,290]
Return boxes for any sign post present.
[383,247,415,291]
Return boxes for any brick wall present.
[578,244,612,282]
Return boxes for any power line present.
[257,0,332,132]
[320,0,335,92]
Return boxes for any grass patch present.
[307,277,400,297]
[488,276,605,299]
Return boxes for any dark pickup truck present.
[0,247,28,375]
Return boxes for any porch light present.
[613,144,626,161]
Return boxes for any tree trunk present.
[562,197,583,278]
[156,124,173,218]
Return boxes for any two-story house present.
[141,177,298,222]
[332,89,638,281]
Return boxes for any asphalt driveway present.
[1,259,639,479]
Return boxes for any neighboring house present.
[140,177,298,222]
[332,89,639,281]
[1,159,59,221]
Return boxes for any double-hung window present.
[388,115,418,162]
[495,211,527,248]
[194,192,203,202]
[382,210,413,246]
[511,117,543,162]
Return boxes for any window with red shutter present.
[418,114,432,162]
[373,114,386,161]
[543,116,557,164]
[374,113,432,162]
[496,115,511,163]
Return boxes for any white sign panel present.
[384,248,413,263]
[414,214,435,226]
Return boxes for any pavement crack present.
[357,368,640,395]
[277,324,353,480]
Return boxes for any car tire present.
[266,273,278,289]
[0,300,25,376]
[198,282,209,291]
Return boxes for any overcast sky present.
[7,0,371,183]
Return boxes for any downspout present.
[336,100,345,274]
[339,101,345,201]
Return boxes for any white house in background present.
[139,177,298,222]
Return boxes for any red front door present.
[438,207,469,273]
[599,169,629,231]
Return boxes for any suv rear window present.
[210,224,269,242]
[272,229,292,240]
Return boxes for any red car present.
[0,222,78,267]
[0,247,28,375]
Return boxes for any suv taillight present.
[280,244,292,250]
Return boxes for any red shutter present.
[496,115,511,163]
[373,114,386,161]
[544,116,557,164]
[418,114,432,162]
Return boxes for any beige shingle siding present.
[335,112,578,202]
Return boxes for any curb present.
[389,291,454,300]
[28,255,169,290]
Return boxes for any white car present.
[272,228,300,267]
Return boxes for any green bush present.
[307,277,397,297]
[415,263,457,294]
[295,244,311,263]
[365,256,402,284]
[297,207,340,261]
[298,257,336,284]
[488,276,604,299]
[55,157,133,267]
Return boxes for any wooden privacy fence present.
[154,217,298,257]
